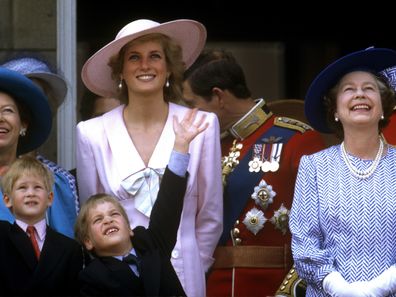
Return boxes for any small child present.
[0,156,83,296]
[74,108,208,296]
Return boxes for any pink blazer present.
[76,102,223,297]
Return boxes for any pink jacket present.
[76,102,223,297]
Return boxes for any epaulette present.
[275,266,307,297]
[274,117,313,134]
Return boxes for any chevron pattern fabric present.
[290,145,396,297]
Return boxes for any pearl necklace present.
[340,138,384,179]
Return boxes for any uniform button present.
[171,250,179,259]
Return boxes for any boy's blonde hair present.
[1,155,54,195]
[74,193,131,247]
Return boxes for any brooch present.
[270,203,290,235]
[251,179,276,210]
[243,208,267,235]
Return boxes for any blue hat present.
[305,47,396,133]
[380,65,396,91]
[0,67,52,155]
[2,57,67,109]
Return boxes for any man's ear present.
[212,87,226,108]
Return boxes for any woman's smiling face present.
[335,71,383,131]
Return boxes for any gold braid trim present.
[274,117,313,134]
[275,266,306,297]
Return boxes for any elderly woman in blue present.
[0,67,52,222]
[1,57,78,238]
[290,48,396,297]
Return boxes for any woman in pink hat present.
[76,19,223,297]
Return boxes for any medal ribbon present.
[220,126,296,245]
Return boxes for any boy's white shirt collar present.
[16,218,46,241]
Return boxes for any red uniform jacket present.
[207,114,326,297]
[382,111,396,145]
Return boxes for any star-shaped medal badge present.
[270,203,290,235]
[243,207,267,235]
[251,179,276,210]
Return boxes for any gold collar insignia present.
[228,99,273,140]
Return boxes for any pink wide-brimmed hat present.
[82,19,207,97]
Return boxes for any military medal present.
[222,140,243,186]
[249,144,263,172]
[270,203,290,235]
[261,160,271,172]
[269,143,282,172]
[248,136,283,173]
[259,136,283,173]
[248,157,262,172]
[269,161,279,172]
[251,179,276,210]
[243,208,267,235]
[260,143,271,172]
[222,140,242,168]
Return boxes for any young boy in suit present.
[74,108,208,296]
[0,155,83,296]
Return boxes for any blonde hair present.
[74,193,131,247]
[1,155,54,196]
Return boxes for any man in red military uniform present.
[183,49,327,297]
[380,66,396,145]
[382,109,396,144]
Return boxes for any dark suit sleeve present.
[79,259,107,297]
[146,166,188,255]
[80,280,107,296]
[45,228,84,296]
[0,221,12,291]
[66,243,85,295]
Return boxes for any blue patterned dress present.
[290,144,396,297]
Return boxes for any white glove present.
[323,271,371,297]
[349,281,378,297]
[364,265,396,296]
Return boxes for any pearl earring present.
[381,115,385,120]
[165,78,170,88]
[118,80,123,91]
[19,128,26,137]
[335,117,339,122]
